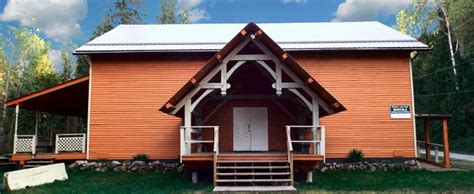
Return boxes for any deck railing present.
[286,125,325,156]
[417,140,444,163]
[55,133,86,154]
[285,127,294,185]
[180,126,219,162]
[13,135,36,154]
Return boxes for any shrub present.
[347,149,364,163]
[133,154,150,162]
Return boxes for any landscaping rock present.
[111,161,121,167]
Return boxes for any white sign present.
[390,105,411,119]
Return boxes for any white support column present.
[184,98,192,154]
[306,171,313,183]
[220,63,227,96]
[275,64,282,96]
[12,104,19,154]
[192,171,198,183]
[312,98,319,155]
[34,111,38,138]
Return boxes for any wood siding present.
[89,55,209,160]
[89,51,415,160]
[293,51,415,158]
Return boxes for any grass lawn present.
[297,170,474,192]
[1,169,474,193]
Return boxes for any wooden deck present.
[182,152,324,162]
[10,152,86,165]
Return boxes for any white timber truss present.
[171,34,333,155]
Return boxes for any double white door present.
[233,107,268,151]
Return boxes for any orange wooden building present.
[5,22,428,191]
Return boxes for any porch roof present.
[4,76,89,117]
[160,22,346,116]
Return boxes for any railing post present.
[321,126,326,161]
[435,146,439,163]
[55,134,59,154]
[313,126,317,155]
[82,134,86,153]
[180,127,184,163]
[32,135,36,155]
[13,105,19,154]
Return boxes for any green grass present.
[1,169,474,193]
[297,170,474,192]
[1,170,212,194]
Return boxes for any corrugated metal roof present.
[75,22,428,54]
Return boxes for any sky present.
[0,0,414,68]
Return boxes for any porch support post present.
[306,171,313,183]
[312,98,319,155]
[184,99,192,154]
[12,104,19,154]
[442,118,450,168]
[192,171,198,183]
[424,118,431,161]
[34,111,38,138]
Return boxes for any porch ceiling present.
[4,76,89,117]
[160,22,346,116]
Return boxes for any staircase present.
[23,156,55,169]
[213,154,296,192]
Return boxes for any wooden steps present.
[214,159,293,187]
[213,186,296,192]
[23,157,55,169]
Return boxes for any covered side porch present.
[160,23,345,186]
[5,76,89,166]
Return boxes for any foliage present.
[132,153,150,162]
[76,0,143,77]
[396,0,474,154]
[347,149,364,163]
[157,0,190,24]
[396,0,438,37]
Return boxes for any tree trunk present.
[441,5,459,91]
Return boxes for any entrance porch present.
[160,23,345,188]
[5,76,89,167]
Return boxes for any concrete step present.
[213,186,296,192]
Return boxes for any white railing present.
[14,135,36,154]
[417,140,443,163]
[55,133,86,154]
[180,126,219,162]
[285,127,294,185]
[286,125,325,155]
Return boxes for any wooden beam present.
[424,118,431,161]
[231,54,272,61]
[442,118,450,168]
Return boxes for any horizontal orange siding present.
[89,56,208,160]
[89,51,415,160]
[294,52,415,158]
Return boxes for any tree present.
[76,0,143,77]
[0,26,61,152]
[157,0,190,24]
[159,0,176,24]
[0,46,7,154]
[398,0,474,153]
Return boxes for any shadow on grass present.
[297,170,474,192]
